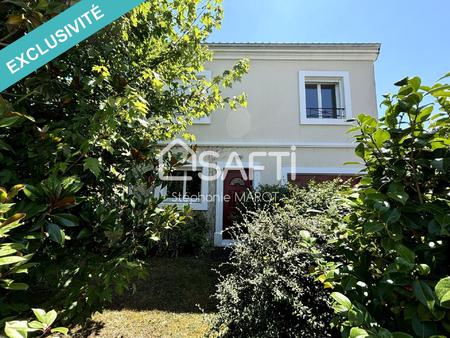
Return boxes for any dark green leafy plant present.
[321,75,450,337]
[153,211,210,257]
[0,0,248,328]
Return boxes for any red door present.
[222,169,253,239]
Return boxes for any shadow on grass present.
[110,256,223,314]
[74,320,105,337]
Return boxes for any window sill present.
[192,120,211,125]
[299,118,352,125]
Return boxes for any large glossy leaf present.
[387,183,409,205]
[413,280,435,310]
[0,255,26,266]
[331,292,352,310]
[4,320,30,338]
[396,244,415,264]
[50,213,79,227]
[349,327,369,338]
[435,277,450,308]
[46,223,65,245]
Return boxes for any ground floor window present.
[166,170,202,199]
[156,167,208,211]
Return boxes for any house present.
[157,42,380,246]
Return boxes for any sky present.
[208,0,450,107]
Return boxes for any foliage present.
[0,0,247,327]
[153,211,210,257]
[321,75,450,337]
[285,179,351,214]
[5,309,68,338]
[211,181,347,337]
[234,184,290,224]
[0,186,31,321]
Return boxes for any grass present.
[74,256,223,338]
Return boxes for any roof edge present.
[206,42,381,61]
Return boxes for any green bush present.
[154,211,210,257]
[234,184,290,224]
[211,181,348,337]
[321,75,450,337]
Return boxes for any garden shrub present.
[211,181,348,338]
[234,184,290,224]
[285,179,352,214]
[154,211,210,257]
[321,75,450,337]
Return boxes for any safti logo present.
[156,139,298,182]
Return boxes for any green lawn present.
[74,256,222,338]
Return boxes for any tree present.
[0,0,248,326]
[323,75,450,337]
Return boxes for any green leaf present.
[409,76,421,90]
[413,280,435,310]
[435,277,450,308]
[0,116,21,128]
[0,203,14,213]
[355,143,365,159]
[385,208,401,224]
[387,183,409,205]
[50,213,79,227]
[4,320,30,338]
[83,157,102,177]
[0,255,26,266]
[331,292,352,310]
[412,316,438,337]
[0,139,13,152]
[51,327,68,335]
[22,185,40,201]
[349,327,369,338]
[395,77,409,86]
[32,308,47,323]
[44,310,57,326]
[3,282,29,290]
[27,321,44,330]
[46,223,65,245]
[396,244,415,264]
[363,222,384,234]
[372,129,390,148]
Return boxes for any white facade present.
[163,43,380,246]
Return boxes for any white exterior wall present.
[189,43,379,148]
[176,43,380,245]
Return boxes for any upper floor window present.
[299,71,352,125]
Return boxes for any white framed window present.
[193,70,212,124]
[299,71,352,125]
[156,166,209,210]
